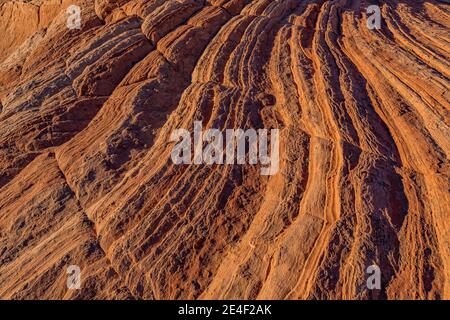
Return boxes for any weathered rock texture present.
[0,0,449,300]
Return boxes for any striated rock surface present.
[0,0,449,300]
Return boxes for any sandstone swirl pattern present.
[0,0,448,300]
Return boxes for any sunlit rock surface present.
[0,0,449,300]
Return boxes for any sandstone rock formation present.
[0,0,449,300]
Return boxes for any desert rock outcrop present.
[0,0,449,300]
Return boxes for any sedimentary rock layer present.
[0,0,449,299]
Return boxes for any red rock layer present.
[0,0,449,299]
